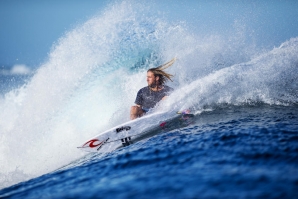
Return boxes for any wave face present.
[0,0,298,189]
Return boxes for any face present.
[147,71,159,87]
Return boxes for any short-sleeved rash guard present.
[134,85,173,111]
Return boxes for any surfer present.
[130,58,176,120]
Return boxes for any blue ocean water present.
[1,1,298,198]
[1,105,298,198]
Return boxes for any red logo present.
[160,122,166,128]
[83,139,105,148]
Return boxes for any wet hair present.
[147,58,176,85]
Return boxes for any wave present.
[0,0,297,189]
[163,37,298,112]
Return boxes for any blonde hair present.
[147,58,176,85]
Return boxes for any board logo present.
[116,126,131,133]
[160,122,167,128]
[83,138,109,148]
[121,137,132,147]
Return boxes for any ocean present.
[0,1,298,198]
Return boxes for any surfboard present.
[78,110,194,153]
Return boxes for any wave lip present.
[164,37,298,113]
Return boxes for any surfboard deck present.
[78,111,194,153]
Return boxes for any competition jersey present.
[134,85,173,110]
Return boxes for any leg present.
[130,106,144,120]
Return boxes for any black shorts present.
[142,107,150,113]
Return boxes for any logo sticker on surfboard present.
[82,138,109,149]
[116,126,131,133]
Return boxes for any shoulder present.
[137,86,149,94]
[138,86,149,92]
[163,85,174,92]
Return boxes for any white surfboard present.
[78,110,194,153]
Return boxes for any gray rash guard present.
[134,85,173,111]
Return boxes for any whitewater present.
[0,1,297,198]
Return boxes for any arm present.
[130,89,144,120]
[130,105,144,120]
